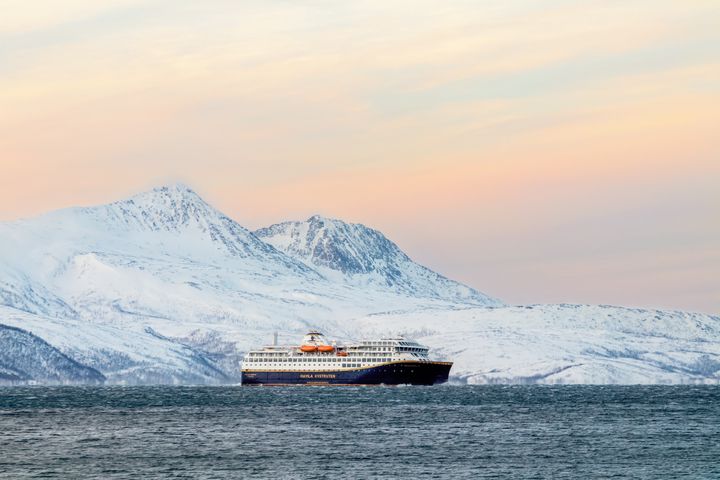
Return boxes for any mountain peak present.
[255,216,502,306]
[256,216,395,273]
[306,214,345,228]
[67,183,309,262]
[130,183,207,208]
[154,182,197,196]
[94,183,220,234]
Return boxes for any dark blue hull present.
[241,361,452,386]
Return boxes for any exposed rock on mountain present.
[256,215,500,305]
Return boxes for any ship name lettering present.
[299,374,336,379]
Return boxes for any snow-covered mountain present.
[0,306,229,384]
[255,215,500,305]
[0,184,718,384]
[356,304,720,384]
[0,184,497,384]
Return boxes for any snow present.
[0,306,228,384]
[1,183,718,384]
[355,304,720,384]
[255,215,501,305]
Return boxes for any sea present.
[1,385,718,479]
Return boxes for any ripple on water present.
[0,385,719,479]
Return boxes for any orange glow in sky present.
[1,1,718,313]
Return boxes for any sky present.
[1,0,718,314]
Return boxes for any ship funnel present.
[273,332,278,346]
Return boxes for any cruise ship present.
[241,331,452,386]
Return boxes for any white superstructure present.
[242,331,431,372]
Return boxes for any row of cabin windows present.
[348,352,394,357]
[252,352,339,356]
[247,353,422,362]
[360,341,421,347]
[354,347,426,353]
[249,351,398,359]
[247,363,391,369]
[341,363,385,368]
[349,347,397,352]
[250,350,393,356]
[247,357,392,363]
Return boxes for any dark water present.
[1,386,719,479]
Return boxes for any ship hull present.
[241,361,452,386]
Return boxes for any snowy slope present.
[255,215,500,305]
[0,184,718,384]
[0,306,230,385]
[0,185,342,329]
[355,304,720,384]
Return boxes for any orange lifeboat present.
[336,351,348,357]
[300,345,317,352]
[318,345,334,353]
